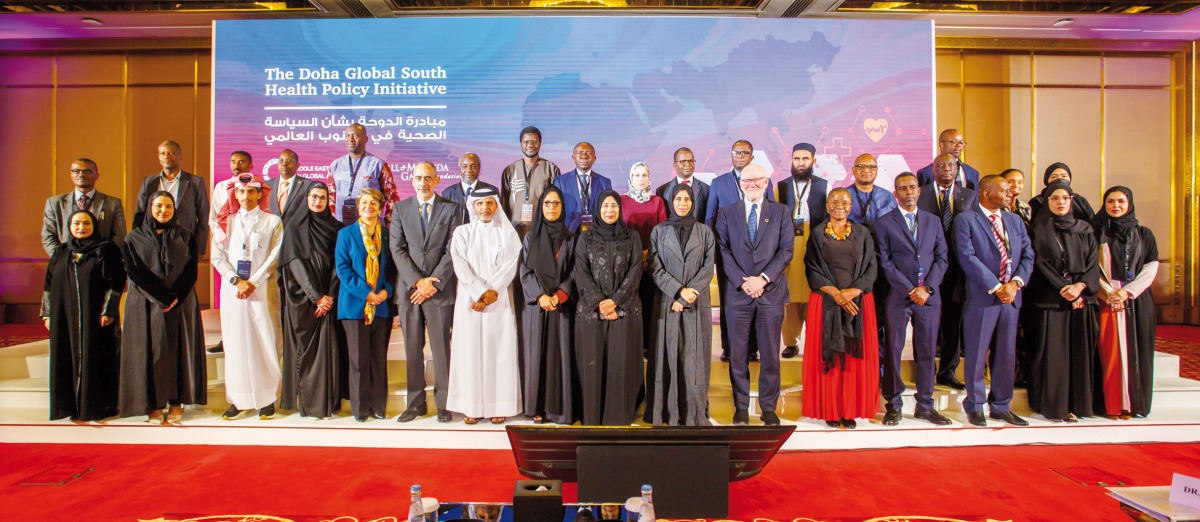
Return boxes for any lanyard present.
[348,154,365,183]
[792,178,810,219]
[522,160,534,202]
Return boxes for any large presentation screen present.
[213,17,934,196]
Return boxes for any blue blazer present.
[714,199,793,307]
[704,170,775,228]
[335,222,396,320]
[441,180,499,224]
[953,208,1034,307]
[554,169,612,233]
[846,185,897,227]
[916,160,981,191]
[875,208,949,305]
[776,175,828,226]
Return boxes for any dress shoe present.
[436,409,452,423]
[397,405,426,423]
[372,411,386,420]
[989,411,1029,426]
[206,341,224,354]
[258,403,276,420]
[354,415,368,422]
[221,405,247,421]
[967,412,987,427]
[749,351,760,362]
[841,419,857,429]
[781,345,799,359]
[882,408,902,426]
[720,352,729,363]
[825,420,841,429]
[936,375,966,390]
[913,408,952,426]
[760,410,780,426]
[732,409,749,426]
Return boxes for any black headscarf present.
[591,190,629,242]
[280,182,341,266]
[129,190,186,277]
[65,209,107,256]
[660,182,698,248]
[1092,185,1142,280]
[526,186,571,295]
[1043,162,1072,185]
[1032,182,1092,274]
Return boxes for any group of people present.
[40,125,1159,429]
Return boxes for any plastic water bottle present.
[407,484,424,522]
[637,484,655,522]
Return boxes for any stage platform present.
[3,309,1199,451]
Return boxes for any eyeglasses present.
[940,139,967,147]
[740,178,768,187]
[542,201,562,207]
[853,164,879,171]
[70,168,95,174]
[674,159,695,165]
[731,151,752,157]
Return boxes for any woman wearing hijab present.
[119,191,206,423]
[1026,182,1100,422]
[1028,162,1095,222]
[279,182,344,419]
[1093,186,1159,419]
[335,187,396,422]
[574,190,644,426]
[801,188,879,430]
[621,162,669,357]
[518,186,577,424]
[646,183,715,426]
[41,210,125,422]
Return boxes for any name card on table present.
[1171,473,1200,510]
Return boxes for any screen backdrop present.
[213,17,934,195]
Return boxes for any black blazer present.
[654,177,710,224]
[442,180,500,224]
[776,175,828,226]
[267,176,314,223]
[134,170,210,255]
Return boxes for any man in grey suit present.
[391,161,461,423]
[133,140,209,255]
[654,147,710,223]
[42,158,126,256]
[267,149,313,223]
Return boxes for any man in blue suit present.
[916,129,980,190]
[654,147,710,223]
[442,153,499,224]
[554,142,612,233]
[706,140,775,362]
[917,153,978,390]
[953,174,1034,427]
[874,172,952,426]
[715,164,793,427]
[777,143,827,359]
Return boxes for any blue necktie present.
[906,212,918,243]
[748,203,758,243]
[421,202,430,234]
[463,186,472,221]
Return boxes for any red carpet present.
[0,324,49,349]
[2,442,1197,521]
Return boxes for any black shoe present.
[355,415,368,422]
[841,419,857,429]
[882,408,902,426]
[732,409,749,426]
[749,351,760,362]
[967,412,987,427]
[989,411,1029,426]
[221,405,245,420]
[937,375,966,390]
[760,411,780,426]
[914,408,952,426]
[781,345,799,359]
[825,420,841,429]
[258,403,275,420]
[371,411,386,420]
[207,341,224,354]
[436,409,452,423]
[397,405,426,423]
[720,352,729,363]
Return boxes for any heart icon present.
[864,118,888,143]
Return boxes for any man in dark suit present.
[917,153,979,390]
[706,140,775,362]
[654,147,710,223]
[554,142,611,233]
[390,161,461,424]
[266,149,313,223]
[777,142,827,358]
[954,174,1034,427]
[715,164,793,427]
[43,157,127,256]
[442,152,499,224]
[916,129,981,189]
[133,140,209,255]
[874,172,951,426]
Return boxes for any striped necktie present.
[939,188,952,233]
[989,213,1011,283]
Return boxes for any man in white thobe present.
[446,188,523,423]
[212,180,284,419]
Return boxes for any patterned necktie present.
[989,213,1011,283]
[906,212,918,243]
[748,203,758,243]
[77,193,91,211]
[682,179,690,186]
[580,175,591,214]
[278,180,290,211]
[939,188,952,232]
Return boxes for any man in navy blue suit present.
[706,140,775,362]
[954,174,1034,427]
[442,153,499,224]
[874,172,952,426]
[917,153,978,390]
[554,142,612,233]
[777,143,827,359]
[715,164,793,427]
[916,129,980,190]
[654,147,710,223]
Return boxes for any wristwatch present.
[229,276,239,285]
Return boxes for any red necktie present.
[989,214,1011,283]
